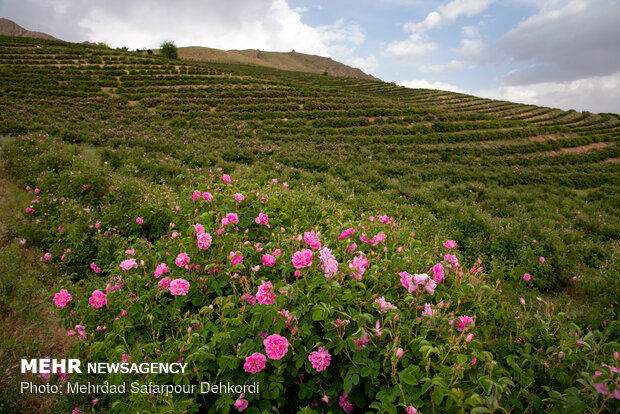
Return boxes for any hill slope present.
[0,33,619,414]
[0,18,59,41]
[178,46,379,80]
[0,34,618,296]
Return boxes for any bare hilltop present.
[0,18,59,41]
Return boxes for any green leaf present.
[433,387,444,405]
[399,372,418,386]
[311,309,324,321]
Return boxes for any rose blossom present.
[88,290,108,309]
[292,249,313,268]
[262,254,276,267]
[53,289,72,308]
[243,353,267,374]
[120,258,138,271]
[175,253,190,267]
[308,347,331,372]
[169,278,190,296]
[263,334,289,360]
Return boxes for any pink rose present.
[53,289,72,308]
[262,254,276,267]
[308,347,331,372]
[169,278,190,296]
[443,240,456,249]
[197,232,212,250]
[158,277,171,290]
[88,290,108,309]
[175,253,190,267]
[229,251,244,266]
[243,353,267,374]
[154,263,169,278]
[292,249,313,268]
[263,334,289,360]
[120,258,138,271]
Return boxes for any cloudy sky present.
[2,0,619,113]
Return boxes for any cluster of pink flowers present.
[319,247,338,278]
[222,212,239,227]
[233,193,245,203]
[243,353,267,374]
[90,262,101,274]
[53,289,72,308]
[443,240,457,249]
[308,347,331,372]
[429,263,445,283]
[349,255,369,280]
[422,303,437,316]
[229,251,244,266]
[120,258,138,271]
[444,254,459,271]
[234,394,248,412]
[339,392,355,413]
[256,281,278,305]
[89,290,108,309]
[135,217,144,224]
[190,190,202,201]
[378,215,391,224]
[592,364,620,399]
[158,277,171,290]
[255,212,269,226]
[457,315,474,332]
[169,278,190,296]
[338,228,355,240]
[263,334,289,360]
[304,231,321,250]
[360,233,387,246]
[375,296,397,313]
[292,249,313,268]
[154,263,169,278]
[277,309,298,334]
[402,272,438,295]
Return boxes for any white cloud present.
[405,0,495,33]
[456,38,488,62]
[349,55,379,73]
[0,0,365,60]
[461,25,479,38]
[386,33,437,57]
[400,79,463,92]
[387,0,494,58]
[420,59,465,72]
[478,71,620,113]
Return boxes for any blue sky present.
[2,0,619,113]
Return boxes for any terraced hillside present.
[0,35,618,299]
[2,33,620,414]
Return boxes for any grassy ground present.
[0,158,74,413]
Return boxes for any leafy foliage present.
[160,40,178,60]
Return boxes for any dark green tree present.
[160,40,178,59]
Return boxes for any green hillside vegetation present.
[0,35,618,413]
